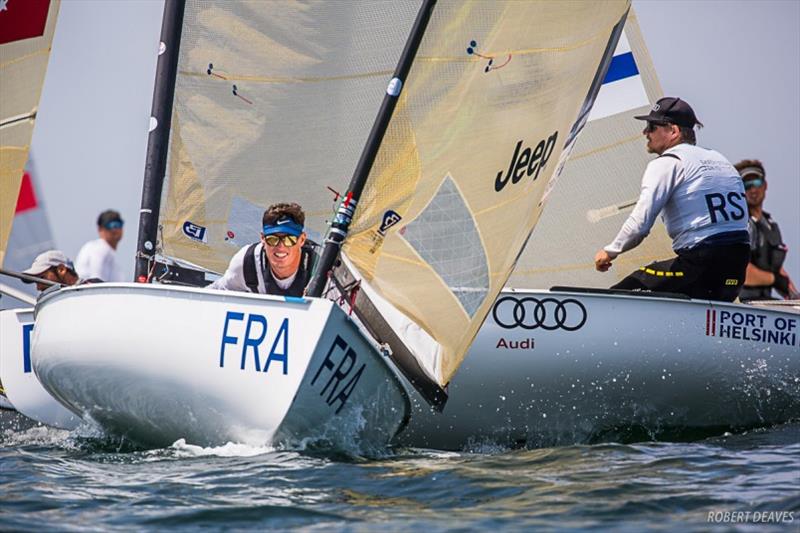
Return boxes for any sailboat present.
[0,160,78,430]
[29,0,634,449]
[397,10,800,450]
[0,0,79,428]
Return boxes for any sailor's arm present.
[744,262,798,299]
[208,246,249,291]
[775,267,799,299]
[744,262,775,286]
[595,158,677,270]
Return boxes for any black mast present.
[306,0,437,297]
[134,0,186,281]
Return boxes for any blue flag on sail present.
[589,31,650,121]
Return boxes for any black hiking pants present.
[612,242,749,302]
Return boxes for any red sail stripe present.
[15,172,38,214]
[705,309,710,336]
[0,0,51,45]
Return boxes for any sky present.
[22,0,800,284]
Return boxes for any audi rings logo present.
[493,296,587,331]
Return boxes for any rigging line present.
[473,189,533,217]
[374,251,428,269]
[419,25,620,63]
[510,253,667,276]
[182,68,394,84]
[0,111,36,130]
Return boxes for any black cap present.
[634,97,701,128]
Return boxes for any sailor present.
[209,202,317,296]
[75,209,125,282]
[593,97,750,302]
[735,160,798,301]
[22,250,101,292]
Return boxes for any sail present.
[1,157,57,309]
[342,0,631,386]
[0,0,60,267]
[158,1,421,274]
[508,9,672,289]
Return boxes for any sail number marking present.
[310,335,366,414]
[219,311,289,374]
[704,191,746,223]
[22,323,33,373]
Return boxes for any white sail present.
[0,0,60,267]
[508,9,672,289]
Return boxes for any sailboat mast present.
[306,0,437,297]
[134,0,186,281]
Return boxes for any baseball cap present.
[634,97,701,128]
[263,216,303,237]
[21,250,75,281]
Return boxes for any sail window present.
[401,176,488,318]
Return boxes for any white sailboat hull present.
[0,308,79,429]
[399,289,800,450]
[32,284,409,450]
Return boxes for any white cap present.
[22,250,75,277]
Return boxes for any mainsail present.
[342,1,632,386]
[149,0,632,392]
[0,0,60,267]
[508,9,672,289]
[155,1,421,275]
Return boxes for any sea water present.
[1,414,797,531]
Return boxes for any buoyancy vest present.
[740,212,788,301]
[748,211,787,273]
[242,241,318,297]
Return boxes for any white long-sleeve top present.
[208,243,296,293]
[75,238,123,281]
[604,143,748,256]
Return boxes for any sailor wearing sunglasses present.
[594,97,750,302]
[735,160,798,301]
[209,203,317,296]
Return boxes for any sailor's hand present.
[594,250,614,272]
[775,269,799,299]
